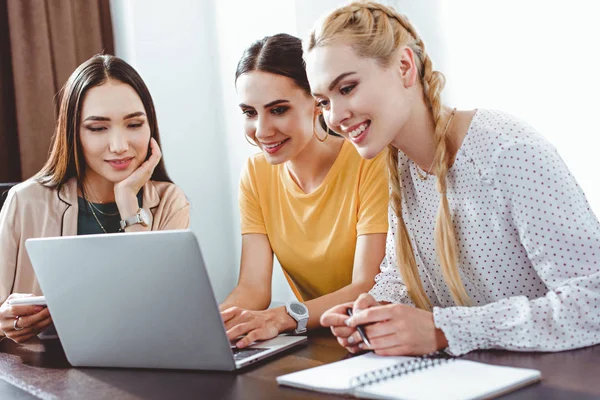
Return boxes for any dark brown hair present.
[35,54,172,190]
[235,33,335,134]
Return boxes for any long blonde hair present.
[306,1,471,309]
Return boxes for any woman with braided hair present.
[308,1,600,356]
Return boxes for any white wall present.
[111,0,600,303]
[439,0,600,216]
[110,0,236,301]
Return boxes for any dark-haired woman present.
[220,34,388,348]
[0,54,190,343]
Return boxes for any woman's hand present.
[320,294,378,354]
[221,306,295,349]
[114,138,162,216]
[0,294,52,343]
[321,293,448,356]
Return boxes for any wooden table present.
[1,330,599,399]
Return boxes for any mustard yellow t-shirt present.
[239,141,389,301]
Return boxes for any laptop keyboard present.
[231,347,270,361]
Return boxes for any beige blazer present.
[0,178,190,307]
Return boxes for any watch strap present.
[119,209,144,230]
[294,319,308,334]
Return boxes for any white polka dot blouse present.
[369,109,600,356]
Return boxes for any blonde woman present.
[307,1,600,356]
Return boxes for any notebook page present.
[356,360,542,400]
[277,353,414,395]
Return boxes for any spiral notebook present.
[277,352,541,400]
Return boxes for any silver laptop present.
[25,230,306,370]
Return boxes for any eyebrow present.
[238,99,290,109]
[312,72,357,97]
[83,111,146,122]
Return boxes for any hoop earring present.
[245,135,258,147]
[313,115,328,142]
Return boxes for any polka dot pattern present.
[369,109,600,356]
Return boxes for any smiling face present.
[236,71,317,165]
[306,43,416,160]
[79,79,151,186]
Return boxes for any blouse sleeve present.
[0,188,20,306]
[434,139,600,356]
[156,185,190,230]
[369,206,414,305]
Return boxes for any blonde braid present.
[386,145,431,309]
[307,1,471,307]
[421,56,471,306]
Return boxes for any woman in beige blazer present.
[0,54,190,343]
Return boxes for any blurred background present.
[1,0,599,303]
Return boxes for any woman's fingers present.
[353,293,379,313]
[330,325,356,339]
[13,308,50,330]
[362,319,401,341]
[226,319,258,341]
[0,295,46,338]
[321,311,351,328]
[6,304,46,319]
[338,334,363,347]
[4,316,53,343]
[359,332,401,350]
[148,138,162,167]
[222,308,253,331]
[30,316,53,332]
[114,138,162,195]
[138,138,162,179]
[11,330,38,343]
[235,324,279,349]
[220,307,240,324]
[346,304,398,327]
[320,301,355,327]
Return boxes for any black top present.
[77,190,144,235]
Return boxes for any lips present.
[262,138,289,155]
[345,121,370,144]
[106,157,133,171]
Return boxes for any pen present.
[346,308,371,348]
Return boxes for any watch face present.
[290,302,307,315]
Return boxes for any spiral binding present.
[349,351,454,388]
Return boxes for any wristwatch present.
[285,301,309,334]
[119,208,151,231]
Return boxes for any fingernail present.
[358,343,364,349]
[236,341,244,348]
[344,318,351,327]
[34,306,44,311]
[348,336,355,344]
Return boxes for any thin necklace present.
[86,199,108,233]
[85,197,120,216]
[81,183,120,217]
[415,108,457,180]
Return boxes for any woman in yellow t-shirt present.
[220,34,389,349]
